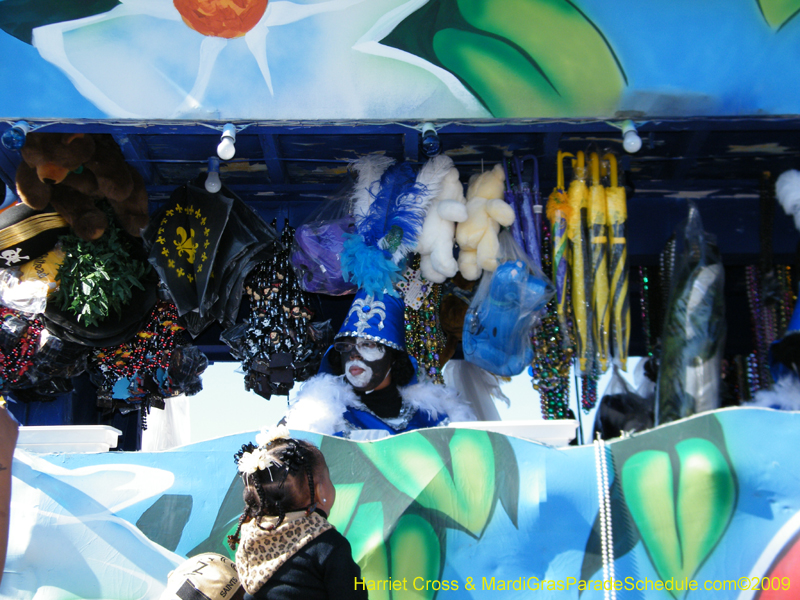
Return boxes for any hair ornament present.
[255,424,291,447]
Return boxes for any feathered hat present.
[331,154,454,351]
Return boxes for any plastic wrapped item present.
[290,177,358,295]
[0,248,63,314]
[656,203,726,424]
[462,230,554,376]
[593,365,654,441]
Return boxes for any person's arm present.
[0,401,19,588]
[324,536,369,599]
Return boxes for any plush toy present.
[462,258,552,376]
[455,163,516,280]
[416,157,468,283]
[15,132,149,241]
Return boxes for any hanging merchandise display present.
[415,156,468,283]
[455,163,516,281]
[398,255,446,384]
[505,155,542,267]
[588,152,610,373]
[462,230,554,377]
[603,153,630,370]
[656,202,726,424]
[0,307,87,400]
[43,206,159,348]
[88,301,208,421]
[565,151,594,374]
[290,175,359,296]
[531,218,574,420]
[144,181,279,337]
[546,150,573,337]
[223,224,332,400]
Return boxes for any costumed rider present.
[283,156,475,439]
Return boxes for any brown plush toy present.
[15,132,149,241]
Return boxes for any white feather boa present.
[749,375,800,411]
[283,373,476,436]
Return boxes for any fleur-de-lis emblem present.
[174,227,199,263]
[347,294,386,336]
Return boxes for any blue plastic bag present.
[462,230,554,376]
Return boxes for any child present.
[228,425,368,599]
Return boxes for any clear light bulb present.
[421,122,440,157]
[205,157,221,193]
[621,120,642,153]
[1,121,30,151]
[217,123,237,160]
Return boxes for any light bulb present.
[621,120,642,153]
[217,123,237,160]
[205,157,221,193]
[420,122,441,157]
[1,121,30,151]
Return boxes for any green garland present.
[54,213,149,328]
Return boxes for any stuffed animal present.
[455,163,516,280]
[15,132,149,241]
[462,258,552,376]
[416,158,468,283]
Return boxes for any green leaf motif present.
[358,430,495,535]
[758,0,800,29]
[389,515,440,600]
[348,502,390,600]
[383,0,626,117]
[621,438,735,595]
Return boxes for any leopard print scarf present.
[235,510,333,595]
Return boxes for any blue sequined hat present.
[334,289,406,351]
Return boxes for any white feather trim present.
[749,375,800,411]
[401,381,477,423]
[284,374,476,435]
[284,374,358,435]
[351,155,396,227]
[776,169,800,231]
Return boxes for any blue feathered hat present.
[334,289,406,351]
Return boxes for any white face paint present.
[354,341,386,362]
[345,359,374,388]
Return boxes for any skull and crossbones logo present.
[1,247,29,266]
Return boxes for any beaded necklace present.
[531,220,574,419]
[401,255,446,384]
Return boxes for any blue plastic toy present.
[462,259,553,376]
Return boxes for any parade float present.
[2,1,800,598]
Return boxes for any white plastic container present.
[17,425,122,453]
[448,419,578,447]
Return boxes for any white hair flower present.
[237,450,261,475]
[255,424,291,447]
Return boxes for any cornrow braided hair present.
[228,437,319,550]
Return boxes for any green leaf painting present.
[581,415,738,599]
[382,0,627,117]
[758,0,800,29]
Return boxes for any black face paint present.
[338,336,393,392]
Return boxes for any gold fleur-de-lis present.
[161,247,169,257]
[156,236,165,245]
[204,240,210,248]
[176,267,185,278]
[204,227,210,237]
[187,273,194,283]
[165,210,174,217]
[201,217,207,225]
[175,204,183,213]
[168,259,175,268]
[174,227,199,264]
[201,252,207,262]
[197,264,203,273]
[195,209,202,219]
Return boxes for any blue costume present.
[284,291,474,440]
